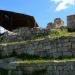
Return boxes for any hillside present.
[0,27,75,75]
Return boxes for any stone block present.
[69,70,75,75]
[62,47,68,52]
[70,38,75,42]
[63,39,69,42]
[57,44,62,48]
[70,48,75,52]
[53,53,59,58]
[72,52,75,57]
[62,71,70,75]
[47,65,55,71]
[51,48,57,53]
[63,42,71,47]
[11,70,23,75]
[59,71,63,75]
[49,53,53,57]
[52,71,60,75]
[71,62,75,68]
[57,48,63,52]
[26,49,34,54]
[44,45,51,50]
[63,52,72,57]
[63,62,74,71]
[47,71,53,75]
[57,65,63,70]
[38,44,43,48]
[72,44,75,48]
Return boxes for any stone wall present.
[14,61,75,75]
[46,18,64,30]
[0,58,75,75]
[0,27,48,42]
[67,15,75,31]
[0,27,33,42]
[0,36,75,58]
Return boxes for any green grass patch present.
[16,57,75,64]
[0,41,27,46]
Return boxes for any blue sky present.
[0,0,75,28]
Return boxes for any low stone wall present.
[0,36,75,58]
[14,61,75,75]
[0,59,75,75]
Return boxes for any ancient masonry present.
[0,30,75,58]
[54,18,64,29]
[0,58,75,75]
[67,15,75,31]
[46,18,64,30]
[1,32,75,75]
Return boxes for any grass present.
[48,29,75,38]
[32,29,75,40]
[15,57,75,64]
[0,41,27,46]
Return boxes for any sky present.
[0,0,75,33]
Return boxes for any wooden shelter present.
[0,10,38,31]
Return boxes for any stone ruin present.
[67,15,75,31]
[46,22,54,30]
[46,18,64,30]
[54,18,64,29]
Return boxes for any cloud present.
[51,0,75,11]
